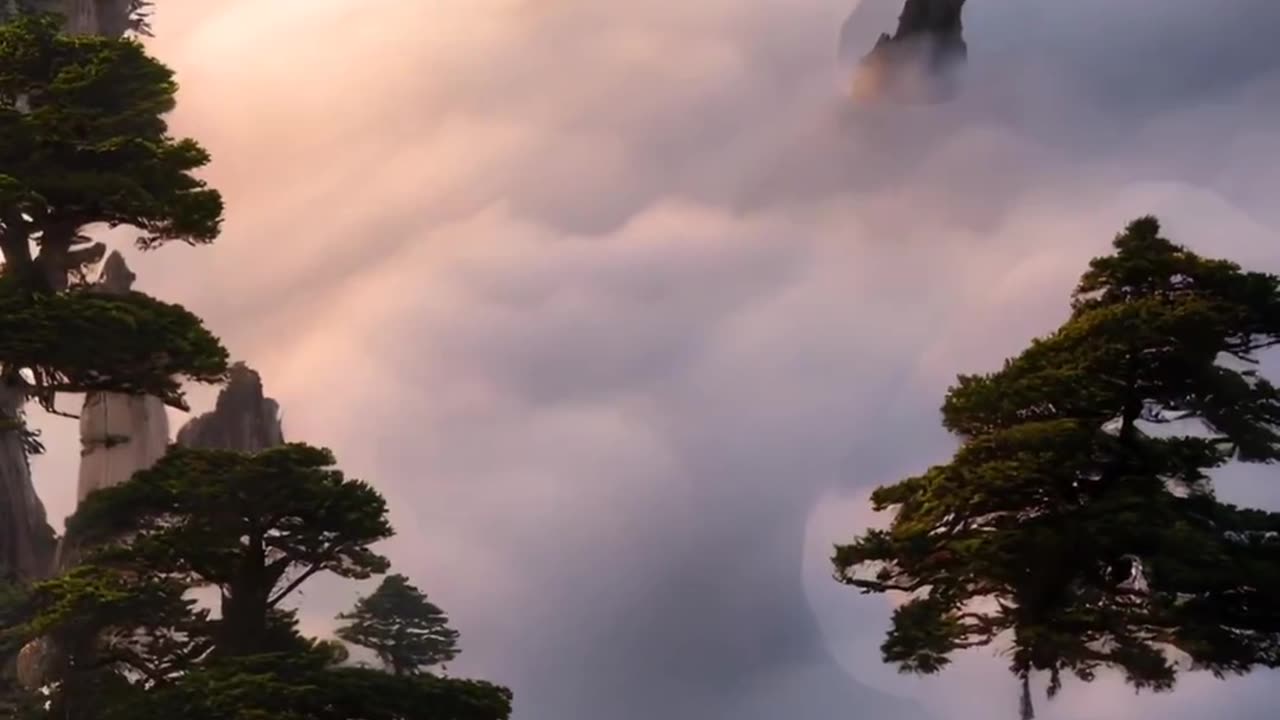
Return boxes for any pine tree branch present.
[848,578,930,593]
[268,562,327,608]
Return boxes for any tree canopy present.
[67,443,395,657]
[0,276,228,410]
[112,650,514,720]
[833,217,1280,718]
[5,443,512,720]
[0,12,222,291]
[0,12,511,720]
[337,574,462,676]
[0,12,227,410]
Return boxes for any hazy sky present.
[28,1,1280,718]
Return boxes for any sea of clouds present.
[29,1,1280,718]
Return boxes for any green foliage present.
[834,217,1280,718]
[0,13,222,289]
[2,566,206,719]
[68,443,395,657]
[108,650,513,720]
[6,564,210,685]
[0,578,26,626]
[13,443,512,718]
[0,279,228,409]
[0,13,228,409]
[337,574,461,676]
[0,579,31,688]
[1,12,511,720]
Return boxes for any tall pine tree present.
[1,12,513,720]
[0,12,227,411]
[834,217,1280,718]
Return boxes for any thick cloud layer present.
[27,1,1280,718]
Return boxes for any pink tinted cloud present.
[24,1,1280,718]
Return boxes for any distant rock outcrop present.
[846,0,968,102]
[177,362,284,452]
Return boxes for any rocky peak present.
[55,252,169,567]
[176,362,284,452]
[844,0,969,103]
[96,250,136,293]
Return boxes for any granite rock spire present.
[72,253,171,508]
[843,0,969,102]
[176,362,285,453]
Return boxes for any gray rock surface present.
[177,362,285,452]
[18,254,172,686]
[3,1,155,691]
[49,252,170,578]
[844,0,969,102]
[72,253,171,508]
[0,380,55,582]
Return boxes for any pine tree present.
[337,574,462,676]
[10,444,512,719]
[0,12,227,412]
[0,13,226,702]
[834,217,1280,718]
[66,443,396,658]
[111,650,513,720]
[0,13,222,290]
[0,12,516,719]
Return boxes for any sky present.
[25,0,1280,718]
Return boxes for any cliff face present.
[0,0,156,581]
[0,382,55,582]
[0,0,84,587]
[20,354,283,689]
[177,363,285,453]
[74,254,171,507]
[5,3,155,689]
[845,0,969,102]
[50,253,171,576]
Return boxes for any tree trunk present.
[1019,672,1035,720]
[219,586,271,657]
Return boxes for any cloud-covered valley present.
[28,1,1280,718]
